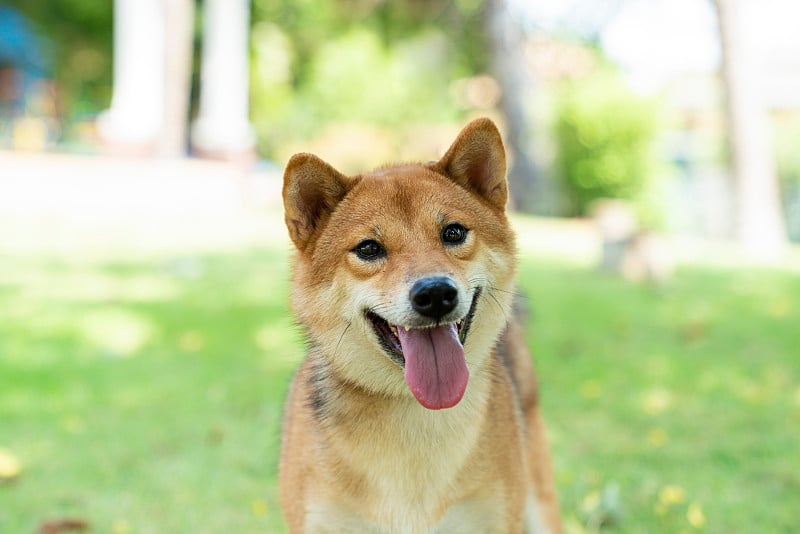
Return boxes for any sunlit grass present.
[1,246,798,532]
[0,250,297,533]
[520,262,800,533]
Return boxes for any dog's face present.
[283,119,517,409]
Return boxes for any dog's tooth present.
[403,325,411,332]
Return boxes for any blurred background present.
[0,0,798,533]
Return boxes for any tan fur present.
[280,118,562,533]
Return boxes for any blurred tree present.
[249,0,489,153]
[3,0,113,122]
[554,69,658,216]
[251,0,485,98]
[483,0,540,212]
[713,0,787,256]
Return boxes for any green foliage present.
[554,70,659,216]
[303,29,457,125]
[249,0,486,158]
[251,0,486,87]
[250,25,467,158]
[251,24,461,147]
[4,0,113,120]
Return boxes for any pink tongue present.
[397,323,469,410]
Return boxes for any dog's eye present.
[441,223,468,245]
[353,239,385,260]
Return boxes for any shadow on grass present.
[0,249,298,533]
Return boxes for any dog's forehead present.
[332,166,472,227]
[360,164,442,189]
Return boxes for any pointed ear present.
[283,153,352,251]
[429,118,508,210]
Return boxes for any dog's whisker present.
[489,287,526,298]
[467,276,525,300]
[333,321,352,359]
[484,290,509,323]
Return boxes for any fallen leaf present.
[681,319,707,343]
[38,519,90,534]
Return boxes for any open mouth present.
[365,287,481,366]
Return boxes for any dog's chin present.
[364,288,481,366]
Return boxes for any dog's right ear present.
[283,153,352,251]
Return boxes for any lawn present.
[1,239,798,533]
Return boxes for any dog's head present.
[283,118,517,410]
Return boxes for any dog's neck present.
[305,352,499,525]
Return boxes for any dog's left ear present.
[430,118,508,211]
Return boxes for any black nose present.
[410,277,459,320]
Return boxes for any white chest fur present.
[310,378,506,533]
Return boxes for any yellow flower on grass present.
[252,498,269,517]
[659,484,686,505]
[112,520,131,534]
[563,516,590,534]
[687,502,706,528]
[647,427,668,447]
[642,388,672,415]
[768,296,792,318]
[61,415,86,434]
[179,331,205,352]
[580,380,602,400]
[581,490,600,512]
[0,448,22,481]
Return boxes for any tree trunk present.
[713,0,787,257]
[160,0,195,156]
[483,0,541,213]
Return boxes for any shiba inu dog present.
[279,118,561,533]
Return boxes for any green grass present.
[1,247,798,533]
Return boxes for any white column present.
[97,0,165,147]
[160,0,195,156]
[191,0,255,156]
